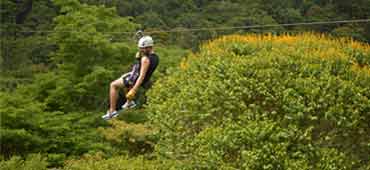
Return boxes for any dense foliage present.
[4,33,368,170]
[147,34,370,169]
[1,0,370,169]
[79,0,370,46]
[2,0,370,83]
[1,0,188,168]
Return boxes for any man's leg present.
[109,78,125,113]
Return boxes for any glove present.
[135,52,142,59]
[135,51,147,59]
[126,89,137,100]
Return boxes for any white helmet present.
[138,36,154,48]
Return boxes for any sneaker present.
[102,110,118,120]
[111,110,120,118]
[122,100,136,110]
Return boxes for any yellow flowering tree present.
[147,33,370,169]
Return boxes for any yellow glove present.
[135,51,147,59]
[135,52,142,59]
[126,89,137,100]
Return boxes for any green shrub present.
[63,155,184,170]
[147,34,370,169]
[0,154,48,170]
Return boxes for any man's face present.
[139,46,152,55]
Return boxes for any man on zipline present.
[102,35,159,120]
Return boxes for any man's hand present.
[135,52,142,59]
[126,89,137,100]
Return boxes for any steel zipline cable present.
[11,18,370,34]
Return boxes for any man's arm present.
[128,56,150,96]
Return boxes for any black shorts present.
[121,73,134,88]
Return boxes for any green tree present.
[147,34,370,169]
[40,0,139,111]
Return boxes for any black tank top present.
[138,53,159,85]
